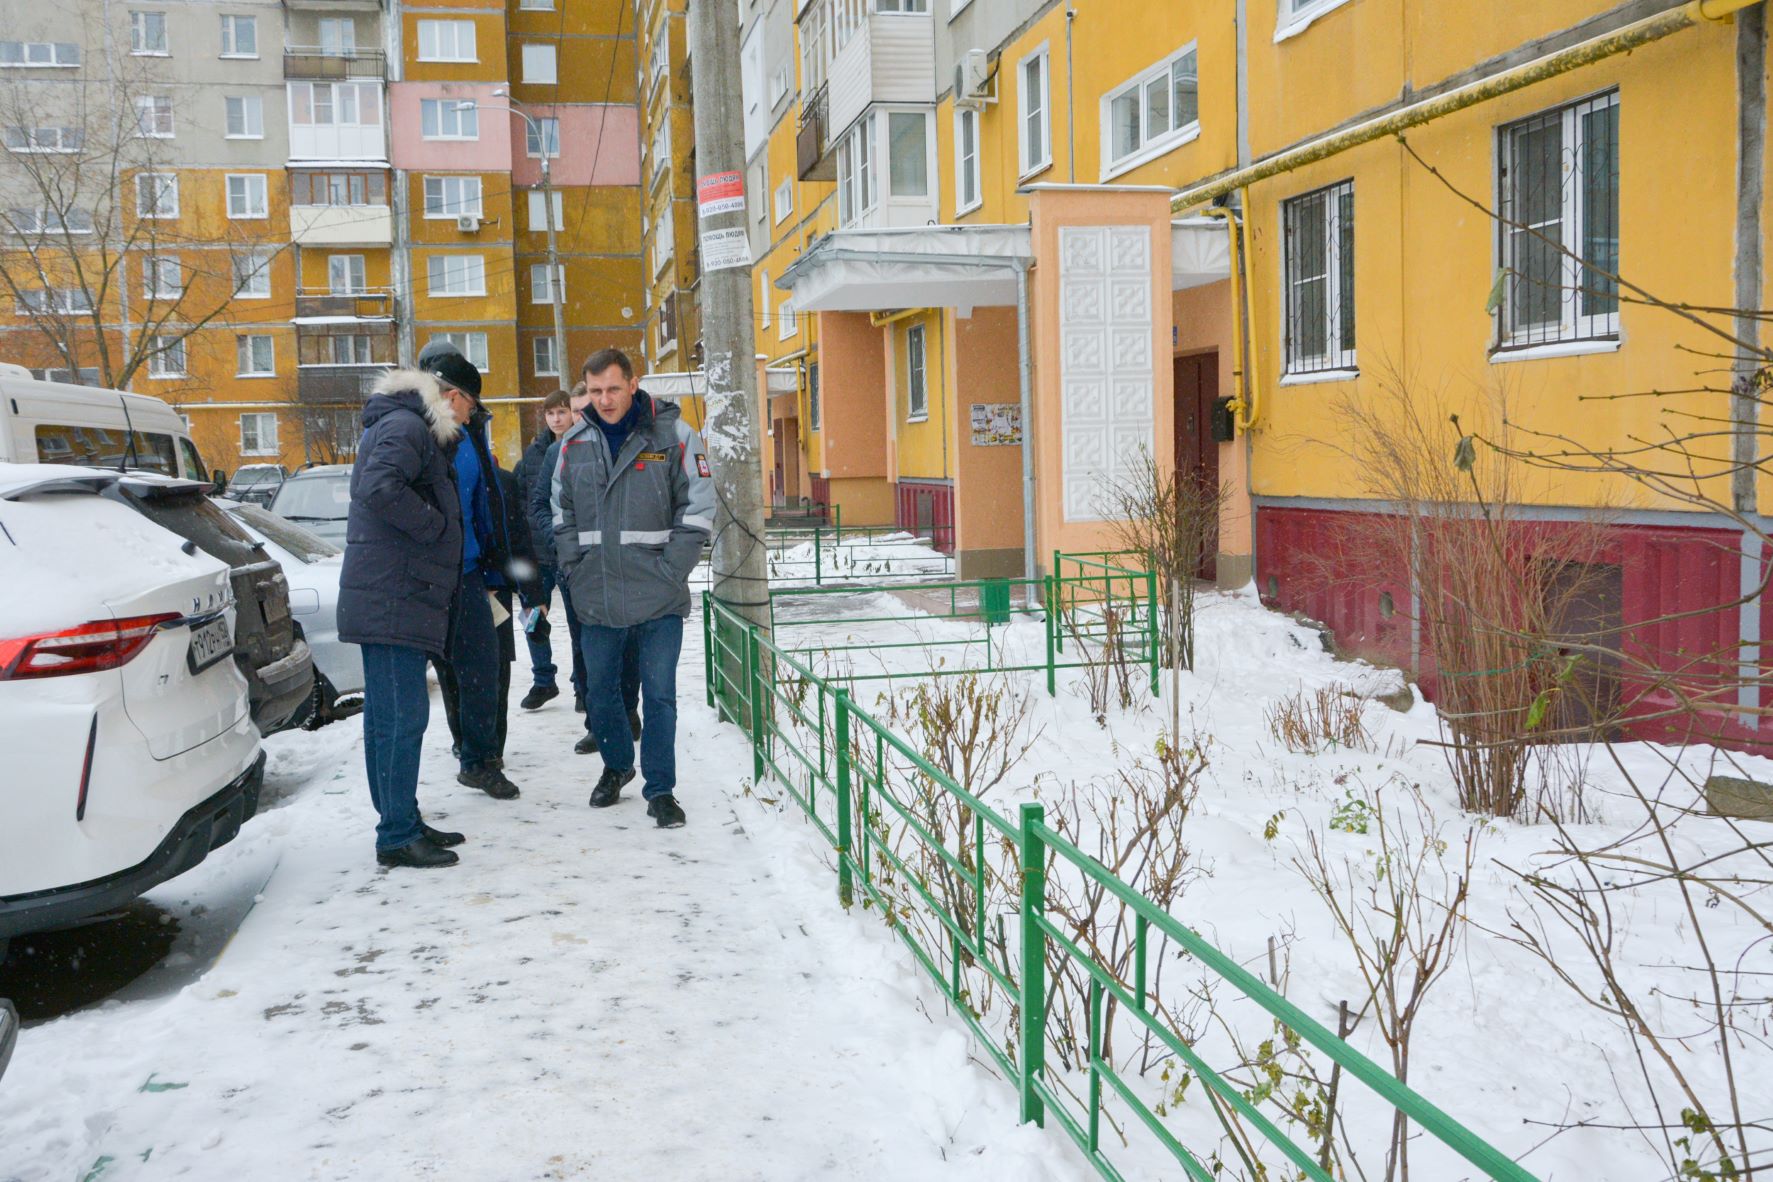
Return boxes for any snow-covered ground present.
[689,531,954,590]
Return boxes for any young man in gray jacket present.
[551,347,715,828]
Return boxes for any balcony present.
[284,47,385,80]
[290,203,391,246]
[283,0,384,12]
[295,364,389,404]
[295,318,397,404]
[797,82,835,182]
[826,9,934,140]
[294,289,395,322]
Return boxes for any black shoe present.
[421,822,465,848]
[574,733,599,755]
[627,707,642,741]
[589,767,635,808]
[458,765,521,800]
[573,694,585,714]
[646,794,686,829]
[376,836,459,869]
[520,685,559,711]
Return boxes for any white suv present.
[0,466,263,944]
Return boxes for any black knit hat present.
[417,339,482,400]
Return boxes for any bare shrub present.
[1064,604,1142,725]
[1265,684,1374,754]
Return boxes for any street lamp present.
[456,90,569,385]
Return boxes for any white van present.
[0,362,214,483]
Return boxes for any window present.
[1282,179,1355,376]
[417,20,476,61]
[533,335,558,377]
[225,95,264,138]
[0,41,81,67]
[906,324,927,418]
[148,335,187,377]
[28,367,100,385]
[656,290,678,357]
[6,207,93,235]
[808,362,821,431]
[293,172,385,206]
[650,21,670,90]
[876,0,928,10]
[653,202,674,276]
[236,334,274,376]
[330,333,372,364]
[328,254,366,294]
[226,174,268,218]
[1103,45,1198,175]
[526,117,561,158]
[423,176,483,218]
[289,81,380,127]
[240,412,279,455]
[318,18,356,56]
[134,96,174,138]
[530,263,565,304]
[233,247,272,297]
[144,254,183,299]
[421,99,478,140]
[522,43,557,84]
[774,178,793,224]
[837,114,875,225]
[526,189,564,231]
[16,288,91,315]
[779,299,797,340]
[520,0,554,8]
[769,63,791,108]
[4,126,82,153]
[887,111,929,197]
[131,11,167,55]
[753,162,768,225]
[650,117,672,186]
[136,173,179,218]
[427,254,486,296]
[1277,0,1353,39]
[429,331,488,370]
[1497,91,1620,351]
[1018,48,1049,177]
[759,269,770,328]
[220,15,257,57]
[955,108,980,214]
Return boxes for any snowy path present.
[0,606,1081,1182]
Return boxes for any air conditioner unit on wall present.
[455,215,481,233]
[953,48,993,108]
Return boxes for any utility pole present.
[686,1,770,632]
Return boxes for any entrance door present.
[1173,351,1220,580]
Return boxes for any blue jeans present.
[524,567,560,690]
[580,614,682,800]
[444,568,501,771]
[360,643,430,851]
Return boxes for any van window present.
[178,436,207,481]
[34,424,178,475]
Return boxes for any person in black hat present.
[418,339,524,802]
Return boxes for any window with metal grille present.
[1496,90,1619,352]
[1281,179,1355,376]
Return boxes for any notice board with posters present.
[969,403,1022,446]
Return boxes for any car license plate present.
[187,616,233,673]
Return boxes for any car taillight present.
[0,613,181,680]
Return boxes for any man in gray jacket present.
[552,347,715,828]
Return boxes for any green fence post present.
[1018,801,1047,1128]
[834,502,843,545]
[1044,574,1057,698]
[747,627,765,783]
[814,525,823,587]
[702,592,715,710]
[1052,550,1065,655]
[835,689,854,909]
[1146,568,1161,697]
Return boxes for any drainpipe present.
[1172,0,1765,213]
[1065,3,1077,183]
[1735,4,1766,726]
[1015,258,1036,583]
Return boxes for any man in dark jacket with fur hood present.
[337,363,474,869]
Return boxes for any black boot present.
[646,794,686,829]
[589,767,635,808]
[377,836,459,869]
[574,733,599,755]
[421,821,465,848]
[520,685,559,711]
[627,707,642,741]
[573,693,585,714]
[458,765,521,800]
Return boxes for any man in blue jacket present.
[336,364,473,869]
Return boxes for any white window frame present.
[239,412,279,455]
[532,335,558,377]
[328,253,366,294]
[885,109,931,198]
[219,14,258,58]
[759,269,770,329]
[652,202,674,277]
[773,177,794,224]
[522,43,557,84]
[430,331,488,370]
[955,106,981,215]
[420,98,479,140]
[1017,45,1050,179]
[148,335,187,378]
[226,173,268,219]
[5,126,82,153]
[0,41,81,68]
[427,254,487,297]
[134,95,174,139]
[520,0,554,8]
[422,175,483,218]
[526,117,561,158]
[225,95,264,139]
[144,254,183,300]
[236,334,274,377]
[136,173,179,219]
[1099,43,1199,181]
[416,20,476,63]
[1275,0,1354,44]
[526,189,564,231]
[130,11,168,56]
[778,299,797,341]
[1280,179,1357,378]
[318,18,357,56]
[837,114,876,226]
[233,247,273,298]
[6,207,94,235]
[906,323,927,420]
[328,334,373,365]
[529,262,565,304]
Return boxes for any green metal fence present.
[702,563,1538,1182]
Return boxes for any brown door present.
[1173,352,1220,580]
